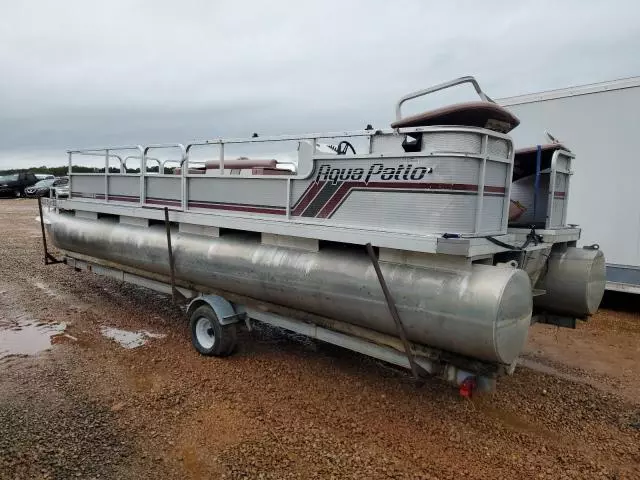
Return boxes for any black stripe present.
[301,182,341,217]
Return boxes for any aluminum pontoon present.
[40,76,606,395]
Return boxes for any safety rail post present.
[177,144,188,211]
[559,151,573,227]
[104,149,109,202]
[67,151,73,200]
[182,145,192,211]
[181,152,188,211]
[139,145,146,206]
[285,179,291,219]
[533,145,542,221]
[547,150,558,229]
[219,142,225,175]
[474,135,488,233]
[501,141,515,233]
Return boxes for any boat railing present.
[66,130,380,211]
[395,76,495,124]
[64,125,514,237]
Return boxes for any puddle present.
[100,327,166,349]
[0,319,67,360]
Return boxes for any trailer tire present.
[189,305,237,357]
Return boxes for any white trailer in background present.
[499,77,640,294]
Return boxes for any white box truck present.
[499,77,640,294]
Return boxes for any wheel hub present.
[195,316,216,350]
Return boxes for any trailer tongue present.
[41,76,605,394]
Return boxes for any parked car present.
[35,174,55,181]
[53,178,69,198]
[0,172,39,197]
[25,177,69,198]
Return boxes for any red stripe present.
[291,182,315,209]
[188,201,285,216]
[359,182,504,193]
[106,195,140,203]
[85,193,141,203]
[317,182,359,218]
[291,181,326,216]
[554,192,566,199]
[316,182,506,218]
[145,198,182,207]
[369,182,478,191]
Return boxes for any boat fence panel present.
[64,127,514,238]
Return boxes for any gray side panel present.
[71,176,103,196]
[108,176,140,197]
[371,131,485,155]
[146,177,181,201]
[479,197,504,233]
[330,190,478,233]
[188,177,286,207]
[485,161,508,187]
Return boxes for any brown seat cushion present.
[391,101,520,133]
[174,167,206,175]
[205,159,277,170]
[251,167,293,175]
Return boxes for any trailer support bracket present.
[37,197,63,266]
[365,242,427,383]
[164,207,188,303]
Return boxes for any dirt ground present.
[0,199,639,480]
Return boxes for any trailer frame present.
[62,253,501,394]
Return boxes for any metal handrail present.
[395,76,495,123]
[184,131,376,175]
[144,143,187,159]
[68,125,505,158]
[185,129,378,150]
[67,145,144,154]
[65,123,511,216]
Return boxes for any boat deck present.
[55,126,579,257]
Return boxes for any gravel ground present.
[0,198,639,479]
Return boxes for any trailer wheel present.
[189,305,237,357]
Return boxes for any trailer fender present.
[186,295,240,326]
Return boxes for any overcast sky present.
[1,0,639,168]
